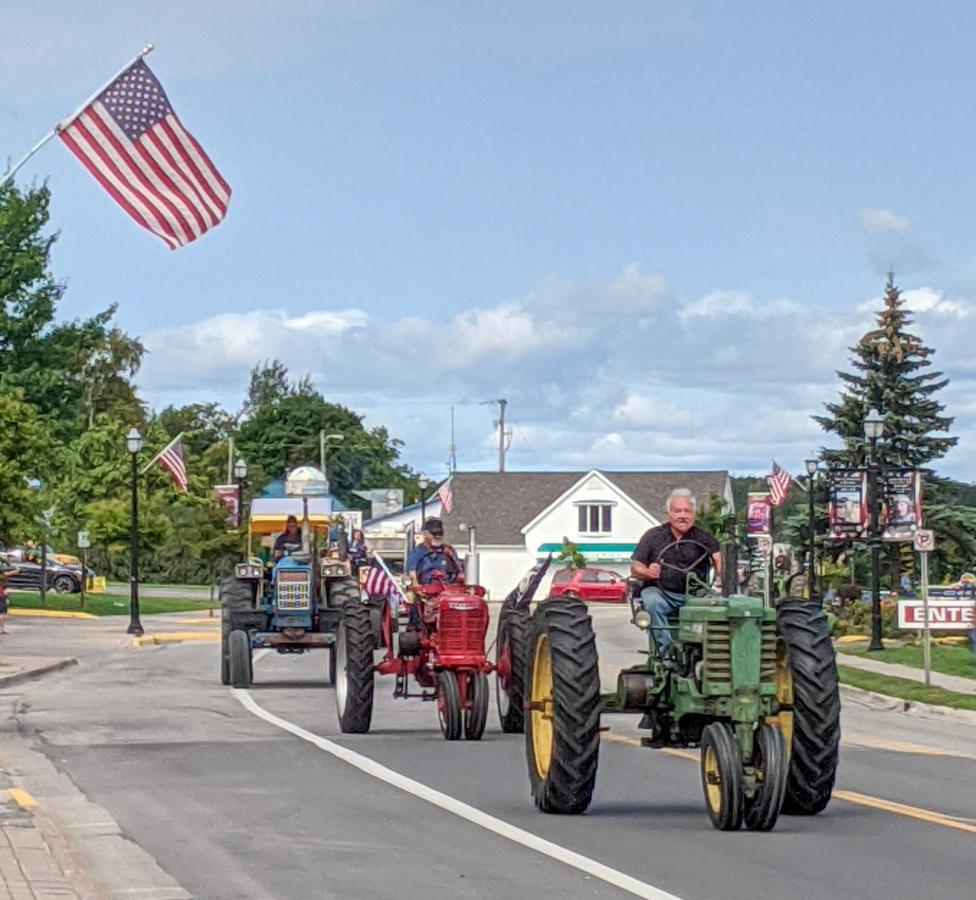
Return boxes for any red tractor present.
[334,575,493,740]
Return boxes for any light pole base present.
[127,621,144,636]
[867,637,885,652]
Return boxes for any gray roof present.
[441,470,730,545]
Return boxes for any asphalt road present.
[6,607,976,900]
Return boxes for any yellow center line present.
[601,728,975,836]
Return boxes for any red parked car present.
[550,567,628,602]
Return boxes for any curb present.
[840,683,976,725]
[8,609,98,620]
[0,658,78,689]
[131,632,220,647]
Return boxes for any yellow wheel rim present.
[703,744,722,813]
[771,638,795,759]
[530,633,554,779]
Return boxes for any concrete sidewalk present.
[837,650,976,695]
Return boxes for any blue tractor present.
[219,488,360,688]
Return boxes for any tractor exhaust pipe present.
[460,523,479,585]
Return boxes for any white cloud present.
[857,208,913,235]
[137,268,976,480]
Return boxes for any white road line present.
[232,688,682,900]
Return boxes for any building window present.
[578,503,612,534]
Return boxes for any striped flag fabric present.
[362,562,396,599]
[437,479,454,514]
[155,439,188,493]
[58,59,230,249]
[767,461,793,508]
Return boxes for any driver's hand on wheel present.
[647,562,662,580]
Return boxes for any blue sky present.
[4,2,976,480]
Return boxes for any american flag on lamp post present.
[143,434,188,493]
[57,55,230,249]
[437,479,454,514]
[767,461,793,508]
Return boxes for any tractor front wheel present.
[464,671,489,741]
[496,607,529,733]
[524,597,601,814]
[700,722,744,831]
[744,723,788,831]
[438,671,462,740]
[776,598,841,815]
[228,629,252,688]
[336,601,375,733]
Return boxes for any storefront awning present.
[536,543,636,562]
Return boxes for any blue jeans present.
[640,586,686,654]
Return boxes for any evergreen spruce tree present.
[814,273,956,469]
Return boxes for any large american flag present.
[58,60,230,249]
[155,439,188,493]
[767,461,793,508]
[362,563,396,599]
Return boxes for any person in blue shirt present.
[407,517,462,587]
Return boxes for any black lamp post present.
[804,458,819,600]
[126,427,144,636]
[418,475,429,524]
[234,457,248,552]
[863,408,885,652]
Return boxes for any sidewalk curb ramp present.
[0,658,78,689]
[840,683,976,726]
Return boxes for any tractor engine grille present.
[704,622,731,684]
[760,621,777,683]
[437,603,488,656]
[276,575,311,610]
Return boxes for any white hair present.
[667,488,697,512]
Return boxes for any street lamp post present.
[233,457,248,552]
[863,408,885,652]
[418,475,429,524]
[126,427,144,636]
[804,458,819,600]
[320,432,344,494]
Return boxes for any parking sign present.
[913,529,935,553]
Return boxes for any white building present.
[439,469,733,599]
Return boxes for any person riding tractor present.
[631,488,722,666]
[405,517,463,627]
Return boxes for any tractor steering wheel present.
[655,539,717,595]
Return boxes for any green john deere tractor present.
[523,540,840,831]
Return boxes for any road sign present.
[897,600,975,630]
[77,531,90,549]
[913,529,935,553]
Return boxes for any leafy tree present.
[556,537,586,570]
[0,390,57,543]
[242,359,290,417]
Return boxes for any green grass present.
[106,581,210,591]
[837,665,976,711]
[8,591,216,617]
[842,642,976,680]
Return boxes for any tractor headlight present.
[634,610,651,630]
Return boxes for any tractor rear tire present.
[336,601,375,733]
[438,671,463,741]
[496,606,530,733]
[700,722,744,831]
[220,577,255,685]
[327,577,360,610]
[228,630,252,688]
[464,671,489,741]
[776,598,841,816]
[524,597,601,814]
[744,723,788,831]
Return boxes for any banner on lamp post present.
[827,471,867,540]
[882,470,923,542]
[213,485,240,530]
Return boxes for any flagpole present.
[0,43,155,189]
[141,431,184,476]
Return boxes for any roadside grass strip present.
[842,643,976,681]
[838,665,976,711]
[233,688,683,900]
[9,591,216,617]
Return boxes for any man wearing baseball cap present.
[407,517,462,587]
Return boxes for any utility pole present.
[448,405,458,474]
[227,435,234,485]
[495,398,509,473]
